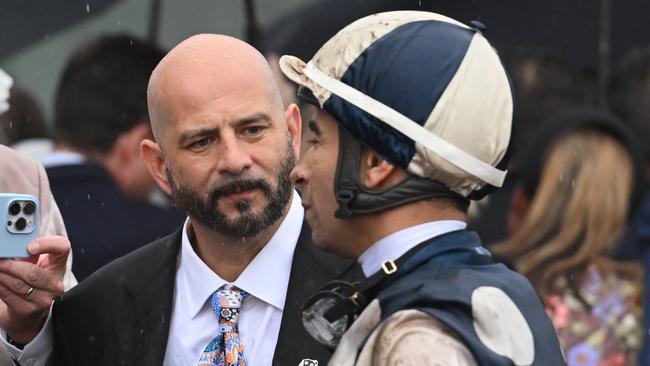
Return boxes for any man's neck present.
[349,200,467,258]
[189,211,288,282]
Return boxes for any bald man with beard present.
[6,34,359,366]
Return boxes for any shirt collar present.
[358,220,467,277]
[179,190,304,319]
[40,151,86,168]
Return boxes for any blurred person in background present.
[492,109,646,365]
[0,85,53,161]
[468,49,591,245]
[43,34,184,281]
[608,46,650,365]
[0,68,73,364]
[0,145,76,362]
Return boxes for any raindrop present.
[117,20,121,26]
[8,121,12,129]
[87,194,91,201]
[86,4,90,13]
[418,0,422,5]
[571,180,575,188]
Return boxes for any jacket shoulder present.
[61,227,181,300]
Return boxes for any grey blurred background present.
[1,0,648,121]
[0,0,317,119]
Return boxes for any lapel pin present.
[298,359,319,366]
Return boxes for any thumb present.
[27,236,70,264]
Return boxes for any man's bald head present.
[147,34,284,143]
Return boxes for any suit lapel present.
[116,228,182,366]
[273,223,363,365]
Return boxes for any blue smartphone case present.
[0,193,39,258]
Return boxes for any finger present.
[0,282,53,319]
[27,236,70,262]
[0,271,33,298]
[0,260,64,293]
[0,272,58,307]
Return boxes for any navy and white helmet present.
[280,11,513,204]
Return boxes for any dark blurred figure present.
[43,34,184,281]
[468,49,591,245]
[260,0,433,61]
[493,109,645,365]
[608,46,650,365]
[0,85,54,160]
[0,85,47,144]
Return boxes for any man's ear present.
[285,103,302,160]
[140,139,172,196]
[360,148,402,190]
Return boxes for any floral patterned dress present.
[545,266,642,366]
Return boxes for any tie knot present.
[214,285,246,309]
[210,285,247,333]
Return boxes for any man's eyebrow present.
[234,113,272,127]
[308,120,321,136]
[177,127,218,146]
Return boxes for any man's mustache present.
[209,179,272,201]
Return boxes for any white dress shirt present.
[7,190,304,366]
[163,190,303,366]
[358,220,466,277]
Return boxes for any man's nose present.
[216,136,253,176]
[290,162,310,190]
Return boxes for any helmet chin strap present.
[333,126,469,219]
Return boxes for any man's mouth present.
[223,188,256,201]
[212,179,271,202]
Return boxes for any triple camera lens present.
[6,201,35,232]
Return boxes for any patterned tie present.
[198,285,248,366]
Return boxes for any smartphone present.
[0,193,39,258]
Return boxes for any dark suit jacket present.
[52,224,361,365]
[46,163,185,280]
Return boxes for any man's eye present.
[244,126,265,135]
[189,137,212,149]
[305,138,319,145]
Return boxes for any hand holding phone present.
[0,193,39,258]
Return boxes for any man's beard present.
[167,143,296,239]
